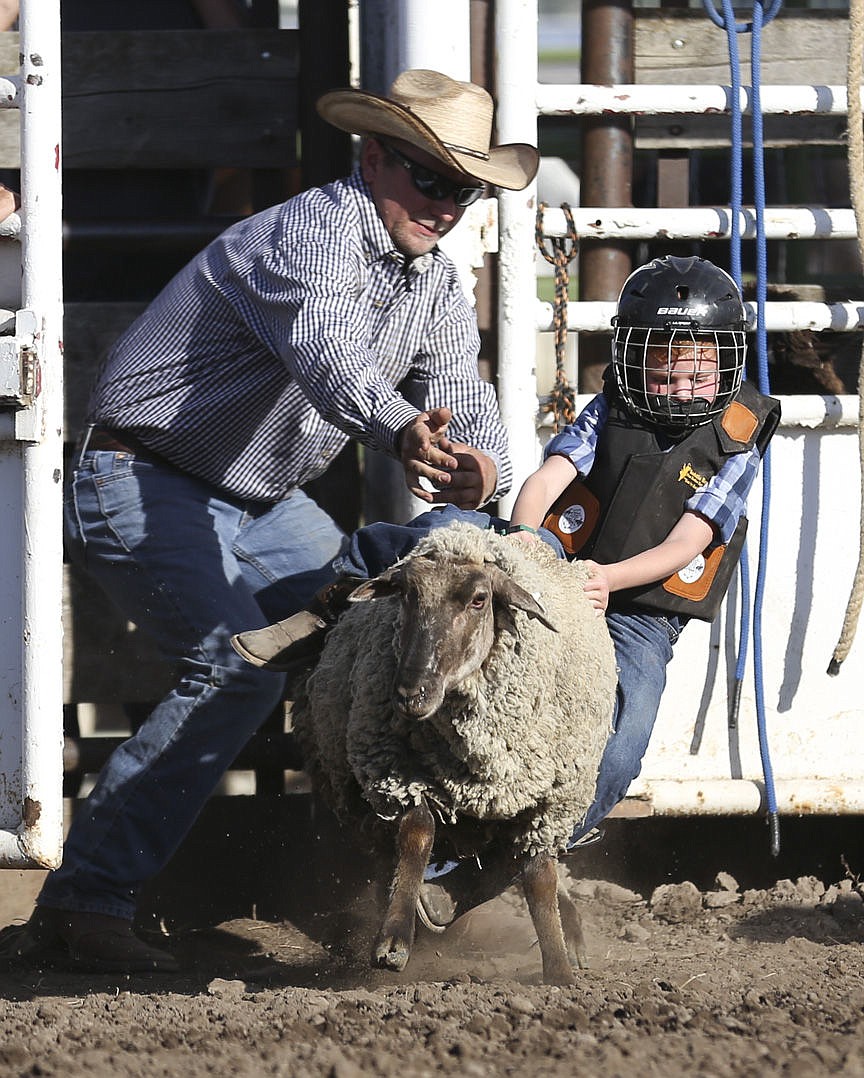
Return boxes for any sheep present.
[291,520,618,984]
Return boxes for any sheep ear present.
[348,567,403,603]
[489,568,558,632]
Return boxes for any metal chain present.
[536,202,579,431]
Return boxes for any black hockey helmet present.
[610,255,747,430]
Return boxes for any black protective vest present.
[542,381,780,621]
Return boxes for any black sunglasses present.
[379,140,485,208]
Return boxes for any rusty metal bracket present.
[0,309,39,410]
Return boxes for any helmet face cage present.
[610,256,747,431]
[612,326,745,430]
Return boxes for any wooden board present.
[635,12,850,149]
[634,114,848,150]
[635,12,848,86]
[0,29,300,169]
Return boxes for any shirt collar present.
[347,166,435,277]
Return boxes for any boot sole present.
[415,895,450,934]
[230,634,273,669]
[0,923,69,968]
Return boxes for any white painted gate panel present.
[636,400,864,815]
[0,0,64,868]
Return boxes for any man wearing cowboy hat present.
[0,71,538,974]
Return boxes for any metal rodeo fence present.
[0,1,64,868]
[493,0,864,825]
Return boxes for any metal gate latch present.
[0,309,39,407]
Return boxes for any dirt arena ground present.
[3,808,864,1077]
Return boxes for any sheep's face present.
[391,558,495,719]
[350,551,556,721]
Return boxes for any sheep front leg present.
[521,852,576,985]
[373,801,435,972]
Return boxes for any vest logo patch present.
[678,462,708,490]
[677,554,706,584]
[557,503,586,534]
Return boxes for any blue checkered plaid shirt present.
[88,168,511,504]
[544,392,761,544]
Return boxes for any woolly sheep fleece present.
[292,522,618,858]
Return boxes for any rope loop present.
[535,201,579,269]
[536,202,579,431]
[701,0,782,34]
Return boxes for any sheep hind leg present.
[373,801,435,972]
[558,882,589,970]
[521,852,576,986]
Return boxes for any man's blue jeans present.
[334,506,682,844]
[44,448,347,920]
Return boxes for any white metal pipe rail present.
[495,0,545,498]
[0,76,19,106]
[540,206,858,241]
[557,391,860,432]
[536,83,863,116]
[615,779,864,817]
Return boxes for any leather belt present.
[79,424,159,460]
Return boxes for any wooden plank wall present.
[0,30,301,168]
[629,9,858,305]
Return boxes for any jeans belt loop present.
[77,423,95,463]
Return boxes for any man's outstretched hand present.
[399,407,497,510]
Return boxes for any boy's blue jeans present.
[43,449,347,920]
[334,505,682,846]
[570,610,679,842]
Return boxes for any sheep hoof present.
[373,935,411,972]
[544,963,577,986]
[572,948,590,971]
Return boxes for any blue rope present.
[703,0,781,855]
[749,0,781,858]
[702,0,783,33]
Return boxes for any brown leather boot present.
[230,576,363,672]
[0,906,179,973]
[416,846,520,932]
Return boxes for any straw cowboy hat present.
[317,69,539,192]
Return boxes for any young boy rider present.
[234,254,781,928]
